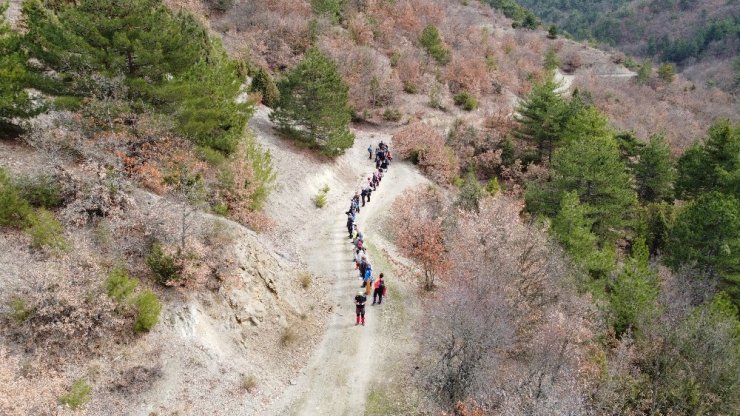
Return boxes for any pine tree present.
[251,67,280,108]
[635,134,675,202]
[609,238,660,338]
[270,48,354,156]
[0,3,38,127]
[552,191,614,277]
[419,25,450,65]
[456,170,484,212]
[550,107,637,241]
[666,192,739,285]
[513,75,568,162]
[676,119,739,198]
[544,48,560,71]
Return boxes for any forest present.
[0,0,738,414]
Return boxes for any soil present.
[249,106,430,415]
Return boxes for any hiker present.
[363,262,373,294]
[355,291,367,326]
[361,182,371,206]
[354,246,366,267]
[346,211,354,239]
[373,273,386,305]
[368,176,376,192]
[368,144,373,160]
[371,171,379,189]
[352,192,361,213]
[365,179,373,201]
[358,255,368,279]
[354,230,364,248]
[351,223,358,241]
[381,158,389,171]
[376,168,383,184]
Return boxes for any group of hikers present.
[346,141,393,326]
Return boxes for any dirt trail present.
[249,107,429,415]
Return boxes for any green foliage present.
[311,0,346,24]
[0,168,33,227]
[146,243,183,285]
[382,108,402,121]
[314,188,328,208]
[456,170,484,212]
[25,208,68,251]
[609,239,660,338]
[270,48,354,157]
[419,25,450,65]
[245,138,277,211]
[486,177,500,196]
[0,3,39,126]
[156,45,253,155]
[133,290,162,333]
[547,24,558,39]
[105,267,139,302]
[58,379,92,410]
[22,0,250,155]
[513,75,569,162]
[666,192,739,285]
[14,174,64,208]
[482,0,539,29]
[636,59,652,84]
[676,119,739,199]
[251,67,280,108]
[9,298,33,322]
[453,91,478,111]
[657,63,675,82]
[637,201,674,257]
[52,95,83,111]
[403,82,417,94]
[551,191,615,277]
[544,48,560,71]
[634,134,675,202]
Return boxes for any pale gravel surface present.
[250,106,430,416]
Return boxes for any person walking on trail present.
[346,211,354,239]
[368,144,373,160]
[361,182,370,206]
[358,254,368,279]
[371,171,379,189]
[355,291,367,326]
[365,179,373,201]
[363,263,374,295]
[373,273,386,305]
[351,193,360,214]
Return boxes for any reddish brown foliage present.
[393,123,459,183]
[390,186,450,290]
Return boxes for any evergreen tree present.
[657,63,675,83]
[666,192,739,288]
[544,48,560,71]
[513,75,568,162]
[547,24,558,39]
[419,25,450,65]
[550,107,636,241]
[636,59,652,84]
[251,67,280,108]
[635,134,675,202]
[637,201,674,257]
[270,48,354,156]
[0,3,38,128]
[676,119,739,198]
[456,170,484,212]
[609,238,660,338]
[552,191,614,277]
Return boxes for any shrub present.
[250,67,280,107]
[14,174,64,208]
[486,177,500,195]
[205,0,234,12]
[0,168,32,227]
[25,208,69,251]
[383,108,402,122]
[321,184,330,194]
[419,25,450,65]
[242,375,258,392]
[9,298,33,322]
[53,95,83,111]
[453,91,478,111]
[58,379,92,410]
[106,267,139,302]
[314,190,328,208]
[403,83,417,94]
[311,0,346,24]
[133,290,162,333]
[300,273,312,289]
[280,326,298,346]
[146,243,182,285]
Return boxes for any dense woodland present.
[515,0,740,91]
[1,0,738,414]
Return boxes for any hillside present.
[516,0,740,92]
[1,0,738,415]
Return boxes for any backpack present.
[379,280,385,290]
